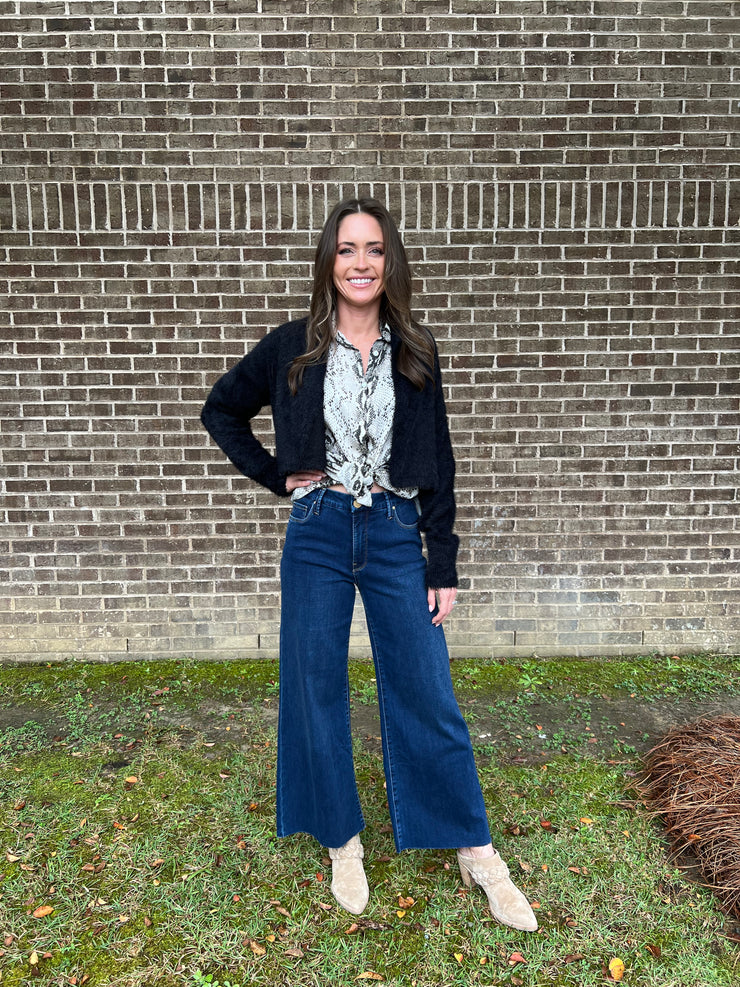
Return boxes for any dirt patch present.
[4,692,740,763]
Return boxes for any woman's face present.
[333,212,386,315]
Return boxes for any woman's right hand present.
[285,471,327,493]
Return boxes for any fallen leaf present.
[5,853,19,863]
[580,817,594,825]
[285,947,304,958]
[29,951,39,966]
[396,910,406,918]
[124,776,138,784]
[608,957,625,981]
[32,905,54,918]
[274,905,291,918]
[144,916,152,928]
[345,923,360,934]
[315,872,324,882]
[248,940,266,956]
[316,901,332,911]
[398,895,415,908]
[266,934,276,942]
[356,972,383,981]
[564,953,585,963]
[508,952,527,966]
[645,943,661,958]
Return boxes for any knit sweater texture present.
[201,318,459,588]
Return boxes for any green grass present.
[1,655,739,986]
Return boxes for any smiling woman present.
[200,197,537,931]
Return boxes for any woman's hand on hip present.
[428,587,457,625]
[285,471,327,493]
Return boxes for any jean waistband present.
[300,487,416,517]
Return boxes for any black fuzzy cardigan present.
[201,318,459,588]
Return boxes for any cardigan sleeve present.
[417,352,460,589]
[200,333,289,497]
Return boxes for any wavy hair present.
[288,198,436,394]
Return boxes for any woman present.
[201,198,537,931]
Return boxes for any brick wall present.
[1,1,738,662]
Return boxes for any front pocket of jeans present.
[391,500,420,530]
[289,500,313,523]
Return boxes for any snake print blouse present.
[292,324,419,506]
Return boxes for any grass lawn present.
[1,654,739,987]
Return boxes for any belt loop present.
[314,488,326,515]
[383,491,392,519]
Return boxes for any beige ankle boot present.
[457,850,538,931]
[328,834,369,915]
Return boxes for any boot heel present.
[457,855,473,888]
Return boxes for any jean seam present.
[362,600,403,850]
[276,602,287,837]
[343,657,364,827]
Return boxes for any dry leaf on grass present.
[608,957,625,981]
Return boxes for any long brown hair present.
[287,198,436,394]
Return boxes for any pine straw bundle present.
[639,715,740,918]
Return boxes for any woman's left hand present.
[428,587,457,625]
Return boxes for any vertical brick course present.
[1,1,738,661]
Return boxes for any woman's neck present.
[334,300,381,344]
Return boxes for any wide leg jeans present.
[276,488,491,852]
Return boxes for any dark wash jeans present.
[276,488,491,851]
